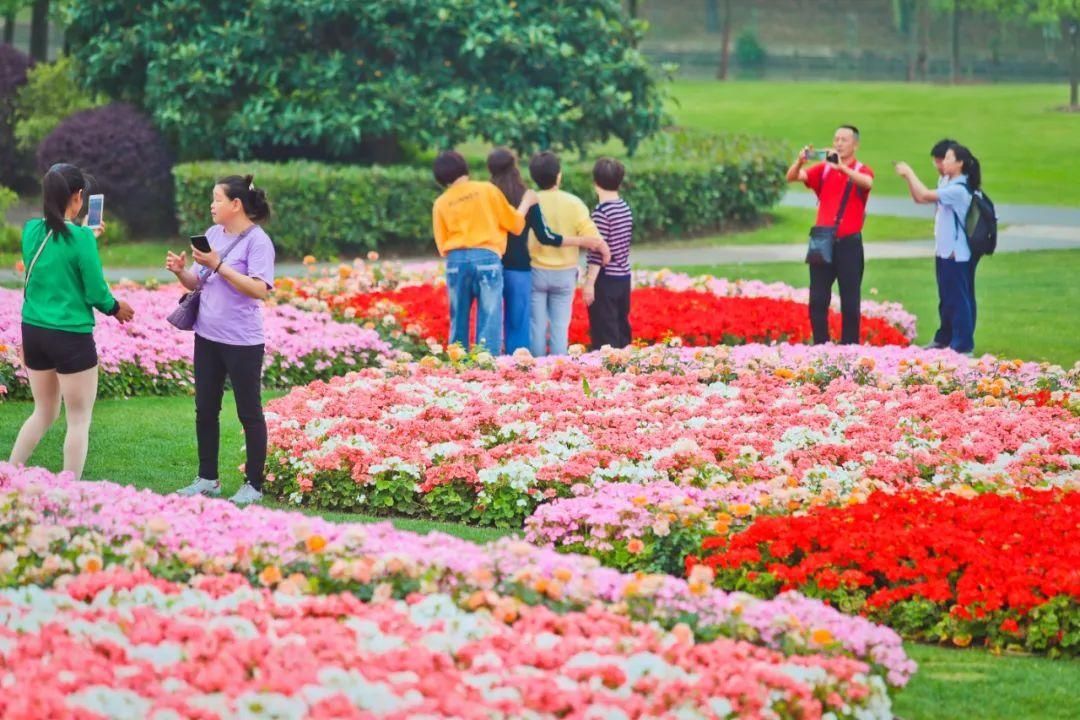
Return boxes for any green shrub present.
[0,184,18,252]
[14,57,103,152]
[735,30,767,68]
[174,133,788,258]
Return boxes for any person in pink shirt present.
[165,175,275,506]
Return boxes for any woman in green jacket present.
[8,163,134,479]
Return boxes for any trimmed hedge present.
[174,133,788,258]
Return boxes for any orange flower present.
[773,368,795,380]
[78,554,103,573]
[626,538,645,554]
[553,567,573,583]
[302,255,316,265]
[952,634,973,648]
[305,534,327,553]
[631,495,648,507]
[811,628,834,645]
[259,565,283,586]
[731,503,752,518]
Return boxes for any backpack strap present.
[23,229,54,298]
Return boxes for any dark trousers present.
[933,252,980,347]
[932,257,975,353]
[194,334,266,489]
[809,233,864,345]
[588,274,632,350]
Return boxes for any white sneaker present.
[176,477,221,497]
[229,482,263,506]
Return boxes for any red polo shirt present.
[805,159,874,238]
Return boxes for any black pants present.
[933,252,981,347]
[588,275,632,350]
[194,334,266,489]
[809,233,864,345]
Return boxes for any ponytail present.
[217,174,272,223]
[42,163,87,238]
[949,143,982,192]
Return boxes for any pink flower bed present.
[0,461,915,697]
[0,284,394,399]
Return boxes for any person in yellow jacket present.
[526,151,602,356]
[432,150,536,351]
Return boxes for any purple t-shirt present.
[192,224,275,346]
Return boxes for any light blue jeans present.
[446,248,503,352]
[529,267,577,356]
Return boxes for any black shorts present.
[21,323,98,374]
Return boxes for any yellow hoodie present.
[528,189,599,270]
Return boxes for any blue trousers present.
[934,256,975,353]
[503,269,531,354]
[933,253,980,347]
[446,248,503,352]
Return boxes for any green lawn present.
[667,249,1080,366]
[669,80,1080,206]
[639,206,934,248]
[0,239,176,272]
[2,391,1077,719]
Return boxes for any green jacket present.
[21,219,118,334]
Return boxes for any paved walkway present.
[3,195,1077,282]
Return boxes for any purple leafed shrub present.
[0,44,33,188]
[37,102,177,236]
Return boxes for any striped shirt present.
[587,198,633,278]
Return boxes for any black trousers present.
[808,233,864,345]
[194,334,266,489]
[588,274,632,350]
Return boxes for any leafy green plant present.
[14,56,103,152]
[63,0,668,161]
[735,29,767,68]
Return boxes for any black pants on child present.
[808,233,864,345]
[588,274,632,350]
[194,334,266,490]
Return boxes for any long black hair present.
[217,174,271,223]
[949,143,982,192]
[42,163,88,237]
[487,148,527,206]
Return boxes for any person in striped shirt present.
[584,158,633,350]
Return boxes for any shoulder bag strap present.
[195,225,258,286]
[23,229,54,298]
[833,178,855,232]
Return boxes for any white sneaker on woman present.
[176,477,221,497]
[229,483,263,506]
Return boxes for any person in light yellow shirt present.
[527,151,602,356]
[431,150,536,351]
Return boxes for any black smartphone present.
[189,235,212,253]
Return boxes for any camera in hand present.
[826,151,840,164]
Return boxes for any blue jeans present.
[503,269,531,354]
[934,256,975,353]
[446,249,503,352]
[529,267,577,356]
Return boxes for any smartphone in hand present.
[87,194,104,228]
[190,235,212,253]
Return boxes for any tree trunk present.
[1066,16,1079,108]
[950,1,961,84]
[717,0,733,80]
[30,0,49,61]
[905,0,918,81]
[705,0,720,33]
[3,12,14,44]
[916,0,929,81]
[627,0,639,19]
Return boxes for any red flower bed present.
[326,284,910,348]
[689,490,1080,654]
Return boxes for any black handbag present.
[806,178,855,266]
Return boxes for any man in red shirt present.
[786,125,874,344]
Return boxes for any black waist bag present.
[806,178,855,266]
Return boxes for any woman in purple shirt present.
[165,175,275,505]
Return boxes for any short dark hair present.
[433,150,468,187]
[838,124,860,140]
[529,151,561,190]
[592,157,625,191]
[930,138,958,159]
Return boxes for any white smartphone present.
[87,194,104,229]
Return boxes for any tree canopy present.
[62,0,670,162]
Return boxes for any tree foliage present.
[62,0,669,162]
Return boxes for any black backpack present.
[953,183,998,257]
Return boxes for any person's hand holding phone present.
[192,246,221,271]
[88,221,106,239]
[799,145,814,163]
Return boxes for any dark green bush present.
[735,30,767,69]
[174,133,788,258]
